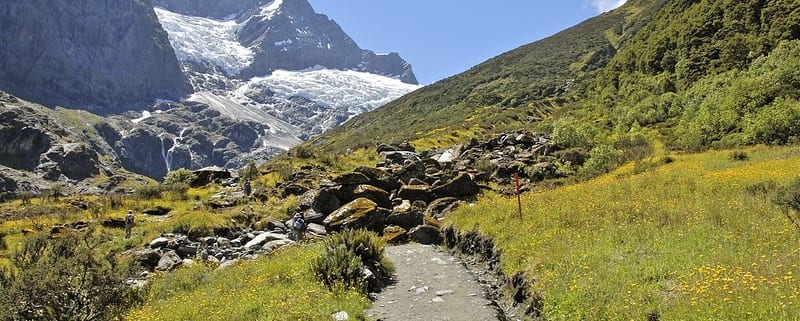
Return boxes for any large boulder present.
[397,184,434,203]
[155,250,183,272]
[432,173,479,198]
[409,225,443,245]
[333,172,370,185]
[354,166,401,192]
[350,185,392,209]
[425,197,462,219]
[382,226,407,244]
[244,232,289,249]
[323,198,386,232]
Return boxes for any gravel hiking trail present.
[365,243,498,321]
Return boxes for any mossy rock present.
[323,198,386,232]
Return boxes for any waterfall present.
[159,134,173,172]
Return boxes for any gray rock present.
[432,173,479,198]
[149,237,170,249]
[156,250,183,272]
[333,172,370,185]
[261,239,293,253]
[397,185,434,203]
[409,226,443,245]
[129,248,162,270]
[244,232,288,249]
[331,311,350,321]
[305,223,327,236]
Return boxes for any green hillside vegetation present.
[450,145,800,320]
[2,0,800,320]
[310,0,669,151]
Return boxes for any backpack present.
[293,217,305,230]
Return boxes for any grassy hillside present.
[309,0,668,151]
[449,145,800,320]
[310,0,800,166]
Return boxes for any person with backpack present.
[291,212,305,241]
[124,210,135,239]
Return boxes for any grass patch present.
[126,245,369,321]
[449,145,800,320]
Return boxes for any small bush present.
[311,245,367,292]
[18,191,34,205]
[311,229,392,293]
[746,181,778,198]
[0,230,145,320]
[104,194,126,210]
[163,182,190,201]
[729,150,749,161]
[774,179,800,231]
[239,160,260,183]
[134,184,163,200]
[163,168,197,186]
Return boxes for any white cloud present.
[590,0,627,13]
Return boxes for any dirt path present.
[365,243,498,321]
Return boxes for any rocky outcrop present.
[0,0,190,112]
[236,0,417,84]
[151,0,264,19]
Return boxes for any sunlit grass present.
[126,244,369,321]
[449,145,800,320]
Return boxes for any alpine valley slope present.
[0,0,420,191]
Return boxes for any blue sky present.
[307,1,627,85]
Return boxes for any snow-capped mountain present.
[153,0,420,138]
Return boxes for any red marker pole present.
[515,172,522,222]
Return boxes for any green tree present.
[239,160,259,182]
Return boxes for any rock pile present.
[130,223,327,272]
[279,131,571,244]
[134,131,574,271]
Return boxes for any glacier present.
[154,2,420,155]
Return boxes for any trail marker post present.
[515,172,522,222]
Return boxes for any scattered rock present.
[409,225,443,245]
[155,250,183,272]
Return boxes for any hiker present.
[291,212,305,241]
[243,180,252,197]
[124,210,134,239]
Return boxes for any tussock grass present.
[449,145,800,320]
[126,245,369,321]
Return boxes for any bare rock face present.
[236,0,418,84]
[0,0,190,112]
[151,0,264,19]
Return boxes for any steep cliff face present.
[151,0,265,19]
[0,0,190,112]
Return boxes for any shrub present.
[579,144,622,178]
[18,191,34,205]
[311,229,392,293]
[729,150,749,161]
[163,182,190,201]
[311,245,367,292]
[239,160,260,183]
[0,230,145,320]
[774,179,800,232]
[163,168,197,186]
[134,184,163,200]
[104,194,126,210]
